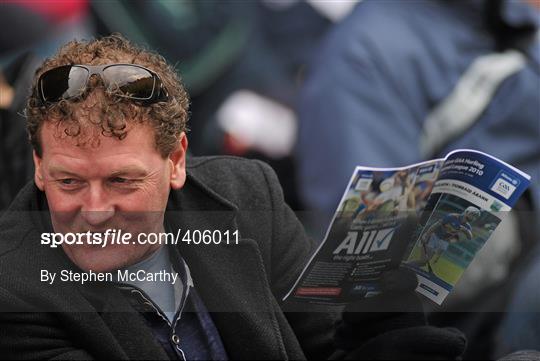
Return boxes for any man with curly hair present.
[0,34,468,360]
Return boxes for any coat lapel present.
[79,282,171,360]
[5,207,165,361]
[165,173,288,360]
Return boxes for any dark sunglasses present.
[37,63,169,104]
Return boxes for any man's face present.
[33,121,187,272]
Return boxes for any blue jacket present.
[296,0,540,227]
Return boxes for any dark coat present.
[0,156,466,360]
[0,156,340,360]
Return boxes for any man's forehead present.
[48,161,150,177]
[39,120,156,154]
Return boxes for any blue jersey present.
[434,214,471,241]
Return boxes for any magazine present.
[284,149,531,305]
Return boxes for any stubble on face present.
[35,118,186,272]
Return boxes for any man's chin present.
[62,245,134,273]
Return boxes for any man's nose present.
[80,185,115,226]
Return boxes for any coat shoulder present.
[0,183,40,258]
[186,156,280,211]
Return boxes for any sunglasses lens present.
[103,65,156,99]
[40,65,88,102]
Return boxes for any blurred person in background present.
[295,0,539,358]
[0,0,94,211]
[497,243,540,357]
[88,0,346,210]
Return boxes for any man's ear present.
[169,133,188,190]
[33,150,45,191]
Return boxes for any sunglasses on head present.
[37,63,169,105]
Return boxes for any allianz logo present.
[333,228,395,255]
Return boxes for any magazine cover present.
[402,150,531,304]
[284,150,531,305]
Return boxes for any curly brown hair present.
[26,33,189,158]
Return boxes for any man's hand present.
[333,268,466,359]
[331,215,467,360]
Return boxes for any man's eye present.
[57,179,82,189]
[110,177,136,185]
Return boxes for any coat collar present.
[164,168,289,360]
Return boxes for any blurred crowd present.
[0,0,539,359]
